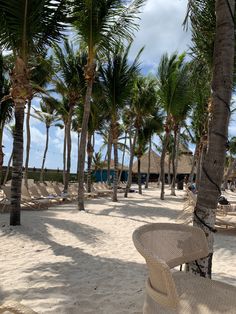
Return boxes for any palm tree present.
[129,76,163,194]
[31,99,62,182]
[186,0,235,277]
[24,55,54,186]
[3,125,15,185]
[92,150,107,182]
[72,0,146,210]
[0,53,13,185]
[0,0,67,225]
[72,108,82,178]
[157,52,190,200]
[99,43,142,201]
[53,40,86,193]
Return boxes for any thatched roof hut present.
[132,146,193,175]
[132,150,168,174]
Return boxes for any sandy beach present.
[0,187,236,313]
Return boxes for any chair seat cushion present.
[144,271,236,314]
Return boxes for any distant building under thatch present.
[132,147,194,182]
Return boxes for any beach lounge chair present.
[0,300,37,313]
[93,183,113,196]
[132,223,236,313]
[35,183,63,203]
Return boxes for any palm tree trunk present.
[78,65,95,211]
[63,123,67,186]
[196,142,206,190]
[160,131,170,200]
[24,98,32,188]
[168,155,171,185]
[112,119,119,202]
[87,133,93,193]
[77,131,80,180]
[124,128,138,198]
[0,124,4,186]
[40,125,50,183]
[3,150,13,185]
[10,57,29,226]
[64,109,73,193]
[10,104,25,225]
[145,138,151,189]
[118,131,127,184]
[189,142,199,184]
[171,127,180,195]
[107,129,112,186]
[223,158,236,189]
[170,129,177,196]
[189,0,235,278]
[138,156,142,194]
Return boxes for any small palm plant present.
[0,0,67,225]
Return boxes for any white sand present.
[0,187,236,313]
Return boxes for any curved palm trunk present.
[40,125,50,183]
[63,123,67,186]
[64,109,73,193]
[145,138,151,189]
[78,63,95,211]
[107,129,112,186]
[10,104,25,225]
[137,156,142,194]
[24,98,32,187]
[118,131,127,185]
[87,133,93,193]
[3,150,13,185]
[189,0,235,277]
[171,127,180,195]
[124,128,138,198]
[160,131,170,200]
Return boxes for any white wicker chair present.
[133,223,236,313]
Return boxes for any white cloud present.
[130,0,191,72]
[30,126,46,145]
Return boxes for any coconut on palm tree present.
[0,0,67,225]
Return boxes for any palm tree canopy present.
[157,52,192,123]
[100,42,142,116]
[72,0,146,58]
[0,0,68,59]
[53,40,87,104]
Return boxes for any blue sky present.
[2,0,235,173]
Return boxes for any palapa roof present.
[132,150,168,174]
[132,148,193,175]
